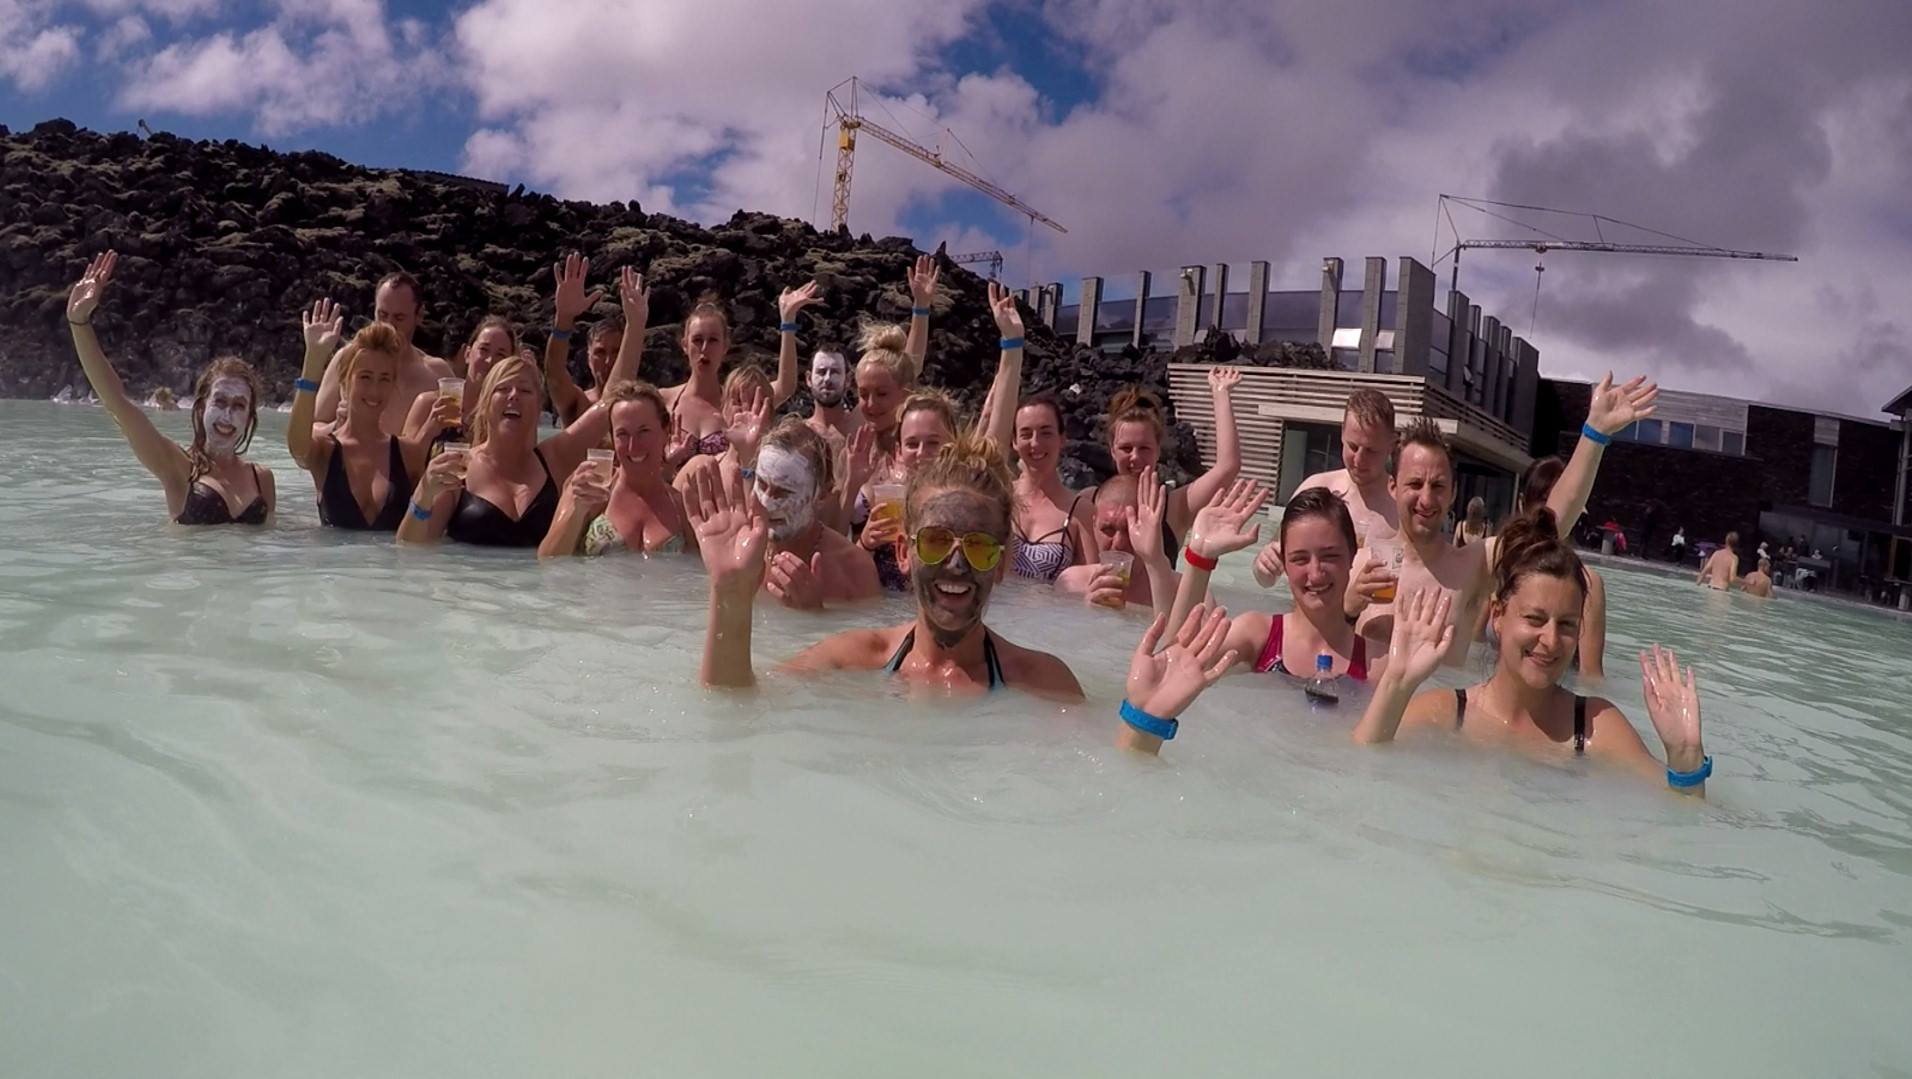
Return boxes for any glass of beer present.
[1097,551,1135,608]
[587,447,614,480]
[1369,537,1404,602]
[871,483,907,529]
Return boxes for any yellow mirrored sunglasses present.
[910,526,1005,572]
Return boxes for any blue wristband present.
[912,306,931,317]
[1666,755,1712,789]
[1119,699,1178,741]
[999,337,1024,351]
[293,377,319,393]
[779,322,799,333]
[409,501,433,522]
[549,327,572,341]
[1581,421,1612,446]
[738,466,755,481]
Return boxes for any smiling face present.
[611,396,667,474]
[1390,442,1455,543]
[374,281,421,344]
[346,349,399,421]
[903,487,1008,647]
[810,351,849,408]
[1014,402,1061,473]
[468,326,512,369]
[1341,414,1394,486]
[1492,573,1584,689]
[201,376,253,454]
[1110,420,1158,476]
[1280,514,1353,617]
[898,408,953,474]
[681,314,728,372]
[485,366,541,443]
[856,364,905,432]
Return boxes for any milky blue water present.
[2,400,1909,1077]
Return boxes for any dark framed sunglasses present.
[910,527,1005,572]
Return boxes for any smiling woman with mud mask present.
[65,251,277,526]
[691,429,1083,699]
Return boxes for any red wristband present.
[1183,546,1218,572]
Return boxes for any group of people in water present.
[65,246,1712,796]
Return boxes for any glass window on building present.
[1635,418,1663,444]
[1668,421,1694,449]
[1809,444,1836,506]
[1694,425,1720,451]
[1723,430,1745,456]
[1278,422,1342,502]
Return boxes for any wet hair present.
[900,388,962,438]
[1519,455,1566,511]
[1345,388,1395,432]
[340,322,405,387]
[1014,392,1064,432]
[376,271,424,309]
[461,314,516,358]
[187,356,263,482]
[1107,386,1166,447]
[762,416,837,498]
[1279,486,1357,552]
[905,428,1016,537]
[682,294,731,344]
[601,379,669,428]
[722,363,772,405]
[1464,496,1488,525]
[586,316,624,348]
[1491,507,1589,604]
[469,353,542,446]
[1391,417,1453,476]
[854,321,917,386]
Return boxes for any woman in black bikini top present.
[287,303,448,532]
[64,251,277,527]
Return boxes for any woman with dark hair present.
[65,252,276,525]
[1094,366,1241,566]
[1008,393,1093,582]
[1454,496,1490,547]
[692,429,1082,699]
[1477,455,1609,677]
[1353,509,1710,795]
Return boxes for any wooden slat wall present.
[1167,366,1285,489]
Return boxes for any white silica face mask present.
[810,351,848,407]
[202,377,250,453]
[754,445,818,540]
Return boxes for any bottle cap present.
[1316,653,1333,672]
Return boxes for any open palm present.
[1127,469,1168,562]
[302,298,343,354]
[688,464,768,591]
[618,266,650,327]
[67,251,117,322]
[1387,587,1454,687]
[779,280,821,323]
[1640,644,1704,763]
[1127,603,1237,720]
[986,281,1024,338]
[908,255,940,307]
[1187,479,1268,560]
[1587,371,1660,436]
[552,252,605,324]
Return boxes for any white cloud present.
[0,1,82,90]
[96,13,152,59]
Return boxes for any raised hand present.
[559,459,612,521]
[302,298,344,355]
[908,254,940,308]
[1127,469,1168,563]
[844,424,879,492]
[1207,365,1242,394]
[723,385,771,466]
[688,462,769,595]
[618,265,650,329]
[552,252,605,326]
[765,550,826,610]
[1186,478,1269,563]
[778,280,822,324]
[1251,539,1285,588]
[1126,603,1237,721]
[1640,644,1705,772]
[1385,587,1454,689]
[665,418,699,469]
[1586,371,1660,436]
[67,251,118,324]
[418,392,461,440]
[986,281,1024,340]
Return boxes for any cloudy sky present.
[4,0,1909,417]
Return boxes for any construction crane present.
[822,77,1066,241]
[950,250,1005,280]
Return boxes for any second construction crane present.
[822,76,1065,240]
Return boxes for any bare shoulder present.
[1053,564,1093,594]
[1296,468,1347,496]
[1583,696,1651,757]
[990,633,1084,701]
[781,625,902,673]
[1403,686,1458,728]
[421,353,454,378]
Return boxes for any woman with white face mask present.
[65,251,277,526]
[743,418,879,609]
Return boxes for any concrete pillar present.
[1174,264,1206,347]
[1444,288,1471,395]
[1395,256,1435,378]
[1015,288,1030,309]
[1037,282,1062,329]
[1896,411,1910,526]
[1512,337,1540,437]
[1209,262,1231,333]
[1132,270,1152,349]
[1245,260,1269,345]
[1317,257,1344,350]
[1467,304,1484,405]
[1077,276,1103,347]
[1480,315,1502,412]
[1357,256,1386,373]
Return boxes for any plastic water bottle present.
[1303,652,1340,707]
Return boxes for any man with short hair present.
[1742,557,1774,597]
[1697,532,1741,590]
[1253,388,1400,587]
[549,316,624,427]
[804,347,861,448]
[314,271,453,434]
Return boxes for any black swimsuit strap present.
[885,628,1004,690]
[1573,694,1588,754]
[1454,688,1467,729]
[886,629,915,673]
